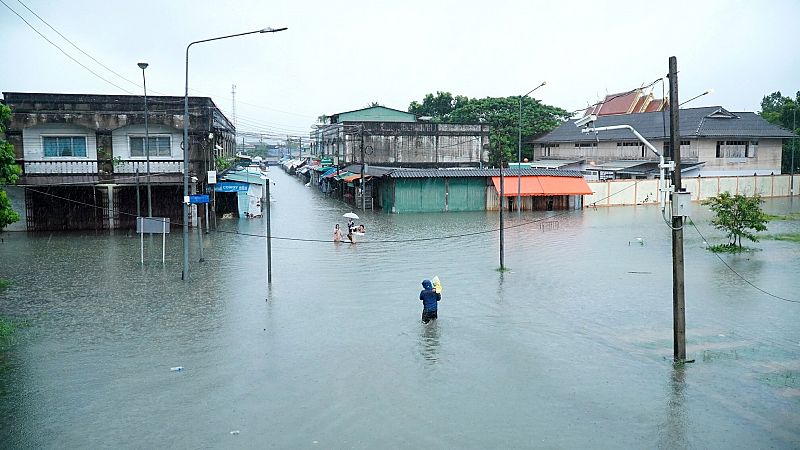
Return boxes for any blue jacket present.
[419,279,441,312]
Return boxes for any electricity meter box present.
[672,191,692,217]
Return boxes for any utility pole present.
[360,125,366,211]
[231,84,237,141]
[791,107,796,196]
[498,135,505,270]
[668,56,686,363]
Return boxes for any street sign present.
[137,217,170,234]
[208,170,217,184]
[189,194,210,204]
[214,181,250,192]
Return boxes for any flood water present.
[1,169,799,449]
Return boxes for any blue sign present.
[214,182,250,192]
[189,194,210,204]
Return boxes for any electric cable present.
[687,218,799,304]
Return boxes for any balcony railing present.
[22,159,184,175]
[115,160,184,174]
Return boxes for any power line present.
[687,219,799,304]
[14,173,799,305]
[0,0,134,94]
[14,0,144,92]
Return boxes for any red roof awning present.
[491,176,593,196]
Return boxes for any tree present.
[759,90,799,174]
[366,101,383,108]
[702,192,769,249]
[446,96,570,166]
[408,91,468,122]
[0,104,21,230]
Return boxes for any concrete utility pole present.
[668,56,687,362]
[499,137,505,270]
[360,125,366,211]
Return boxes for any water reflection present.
[418,321,441,364]
[658,363,688,450]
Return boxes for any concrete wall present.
[329,122,489,166]
[111,124,184,173]
[585,174,798,207]
[21,123,98,173]
[694,138,782,175]
[2,186,27,232]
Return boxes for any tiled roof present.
[534,106,797,143]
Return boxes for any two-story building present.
[532,106,795,180]
[2,92,235,231]
[311,106,490,168]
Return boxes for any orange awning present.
[491,176,593,196]
[342,174,370,183]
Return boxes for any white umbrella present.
[343,212,359,220]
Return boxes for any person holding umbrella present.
[343,212,359,244]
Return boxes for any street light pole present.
[182,26,287,281]
[138,61,152,217]
[517,81,546,215]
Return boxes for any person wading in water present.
[419,279,441,324]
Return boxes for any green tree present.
[759,90,799,174]
[446,96,570,166]
[702,192,769,249]
[0,104,21,230]
[408,91,469,122]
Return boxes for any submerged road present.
[1,169,799,448]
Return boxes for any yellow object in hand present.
[432,276,442,294]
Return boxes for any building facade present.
[2,92,235,231]
[533,106,795,179]
[311,106,490,168]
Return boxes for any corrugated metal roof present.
[535,106,797,143]
[384,168,584,178]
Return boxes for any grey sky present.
[1,0,798,143]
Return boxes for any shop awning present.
[491,176,593,196]
[342,174,370,183]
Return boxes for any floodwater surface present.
[1,169,799,449]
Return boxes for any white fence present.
[586,174,799,207]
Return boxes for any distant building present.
[2,92,235,231]
[584,87,668,117]
[533,106,796,179]
[310,105,489,168]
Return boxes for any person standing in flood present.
[333,223,343,243]
[419,279,441,324]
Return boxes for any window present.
[716,140,748,158]
[43,136,87,157]
[130,136,171,157]
[748,140,758,158]
[575,142,597,147]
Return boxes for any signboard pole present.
[266,180,272,284]
[197,216,204,262]
[140,221,145,264]
[162,218,166,264]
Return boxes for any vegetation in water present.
[702,192,769,251]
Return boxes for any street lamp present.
[182,26,287,280]
[137,61,152,217]
[517,81,546,214]
[678,88,713,107]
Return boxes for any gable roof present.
[330,105,417,123]
[534,106,797,143]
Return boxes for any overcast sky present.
[1,0,798,143]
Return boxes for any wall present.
[111,124,184,173]
[585,174,798,207]
[21,123,98,173]
[695,138,782,175]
